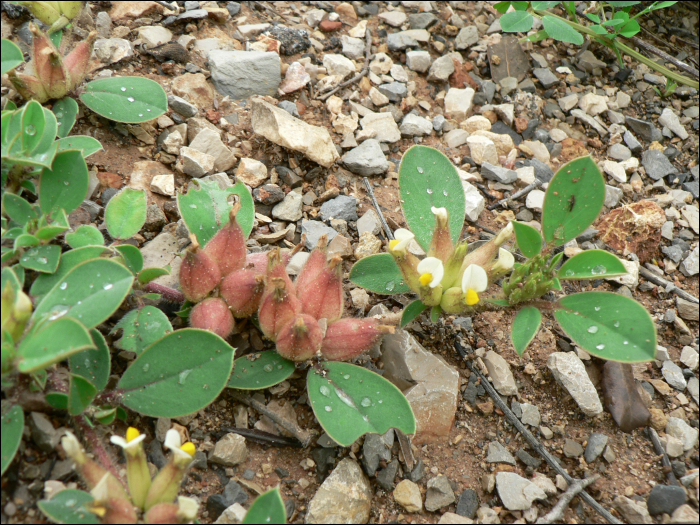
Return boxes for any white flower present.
[164,429,195,460]
[494,221,514,245]
[389,228,415,253]
[110,427,146,451]
[492,248,514,273]
[461,264,488,305]
[417,257,444,288]
[431,206,448,221]
[61,431,84,460]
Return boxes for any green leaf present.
[65,225,104,249]
[55,136,103,158]
[1,39,24,75]
[227,351,295,390]
[607,1,640,6]
[554,292,656,362]
[30,246,108,297]
[17,317,94,373]
[512,1,529,9]
[94,407,117,425]
[2,193,37,226]
[541,15,584,44]
[46,393,69,410]
[242,488,286,525]
[586,13,601,23]
[558,250,627,279]
[52,97,79,138]
[512,221,542,258]
[430,305,440,322]
[532,1,561,10]
[32,259,134,329]
[35,208,70,240]
[1,405,23,476]
[486,298,511,306]
[551,277,562,290]
[494,1,512,13]
[649,1,677,10]
[137,266,170,285]
[618,18,640,37]
[14,233,40,249]
[19,244,61,273]
[500,11,535,32]
[69,329,110,392]
[398,145,465,251]
[511,306,542,357]
[115,244,143,274]
[49,29,62,49]
[67,374,97,415]
[177,180,254,247]
[80,77,168,123]
[349,254,409,295]
[307,362,416,447]
[21,100,46,155]
[104,188,147,240]
[520,29,550,42]
[39,150,89,215]
[1,266,22,296]
[38,489,98,525]
[542,156,605,246]
[118,329,235,418]
[401,300,427,327]
[111,306,173,356]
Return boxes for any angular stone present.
[461,115,491,134]
[342,139,389,176]
[483,350,518,395]
[181,147,215,177]
[563,439,584,458]
[151,174,175,196]
[172,73,215,109]
[481,162,517,184]
[427,55,455,82]
[138,26,173,48]
[301,220,337,250]
[272,191,302,222]
[662,361,687,391]
[558,93,579,112]
[406,50,432,73]
[614,496,654,524]
[189,128,236,172]
[425,475,456,512]
[354,231,382,260]
[466,136,498,166]
[168,95,198,118]
[445,88,475,120]
[378,82,407,103]
[642,150,678,181]
[369,53,393,75]
[394,480,422,513]
[533,68,559,89]
[658,108,688,140]
[251,98,339,167]
[400,113,433,136]
[570,109,608,136]
[486,442,516,465]
[323,54,355,79]
[496,472,547,511]
[578,93,608,116]
[319,195,358,222]
[379,11,407,27]
[520,403,540,427]
[235,158,267,187]
[547,352,603,416]
[626,117,662,142]
[28,412,59,453]
[306,458,372,524]
[456,26,479,49]
[445,129,469,149]
[666,417,698,452]
[93,38,134,63]
[680,345,698,370]
[602,160,627,183]
[608,144,631,161]
[359,113,401,143]
[208,50,280,99]
[526,189,545,212]
[209,433,248,466]
[462,181,485,222]
[584,433,608,463]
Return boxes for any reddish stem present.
[73,414,126,487]
[144,282,185,303]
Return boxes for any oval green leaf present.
[115,244,143,274]
[38,489,98,525]
[69,329,111,392]
[46,393,69,410]
[398,145,465,251]
[17,317,94,373]
[80,77,167,123]
[500,10,534,32]
[227,351,295,390]
[619,18,640,37]
[541,14,584,44]
[94,407,117,425]
[307,362,416,447]
[542,156,604,246]
[104,188,147,240]
[3,193,38,226]
[242,488,286,525]
[65,225,104,249]
[39,150,89,215]
[118,329,235,418]
[111,306,173,356]
[554,292,656,362]
[56,136,103,158]
[349,253,409,295]
[512,221,542,258]
[137,266,170,285]
[32,258,134,329]
[21,100,46,155]
[511,306,542,357]
[68,374,97,416]
[558,249,627,280]
[532,0,561,9]
[19,244,61,273]
[15,234,41,249]
[401,300,427,327]
[30,246,108,297]
[1,38,24,75]
[52,97,79,138]
[1,405,23,476]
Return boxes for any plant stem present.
[73,414,126,487]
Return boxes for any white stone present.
[379,11,407,27]
[605,258,639,289]
[602,160,627,183]
[137,26,173,48]
[189,128,237,173]
[547,352,604,416]
[578,93,608,116]
[359,112,401,143]
[493,104,514,127]
[526,189,545,212]
[162,130,184,155]
[369,87,390,106]
[323,54,356,79]
[400,114,433,136]
[558,93,579,112]
[181,147,215,177]
[444,129,469,149]
[150,174,175,196]
[444,88,475,120]
[341,35,364,60]
[272,191,302,222]
[461,115,491,134]
[549,128,568,142]
[235,158,267,188]
[496,472,547,511]
[369,53,393,75]
[519,140,550,163]
[406,50,432,73]
[680,346,699,371]
[658,108,689,139]
[462,181,485,222]
[466,135,498,166]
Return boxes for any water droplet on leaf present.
[587,326,599,334]
[319,385,330,397]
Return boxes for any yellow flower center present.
[465,288,480,306]
[389,240,399,251]
[180,442,196,457]
[419,273,433,287]
[126,427,140,443]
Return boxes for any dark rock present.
[642,150,678,180]
[2,1,28,18]
[275,467,290,478]
[515,449,542,468]
[409,458,425,482]
[623,130,643,154]
[147,438,168,469]
[253,184,285,205]
[626,117,662,142]
[277,100,300,117]
[206,494,228,520]
[242,469,255,481]
[226,2,241,16]
[456,488,479,519]
[614,68,633,82]
[362,433,391,477]
[319,195,358,222]
[275,166,303,188]
[646,484,687,515]
[584,433,608,463]
[176,9,208,21]
[529,158,554,182]
[144,204,167,232]
[267,25,311,56]
[522,118,540,140]
[533,68,559,89]
[378,82,408,103]
[409,13,438,29]
[682,181,699,199]
[312,446,336,479]
[534,129,550,143]
[223,479,249,506]
[101,187,119,207]
[376,459,399,491]
[490,121,522,146]
[576,228,598,242]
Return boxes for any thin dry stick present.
[460,348,622,524]
[625,35,700,78]
[536,475,600,524]
[648,427,679,486]
[362,177,394,240]
[638,267,699,304]
[487,180,542,210]
[318,28,372,101]
[229,390,312,448]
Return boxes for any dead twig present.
[395,429,415,472]
[487,180,542,210]
[317,28,372,101]
[625,35,700,78]
[251,1,293,23]
[536,475,600,524]
[220,427,302,448]
[362,177,394,240]
[647,427,679,486]
[638,266,699,304]
[457,342,622,525]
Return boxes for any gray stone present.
[577,50,606,73]
[584,433,608,463]
[209,433,248,466]
[570,109,608,136]
[626,117,662,142]
[547,352,603,416]
[376,459,399,491]
[455,26,479,49]
[496,472,547,511]
[341,35,364,60]
[95,11,112,39]
[306,458,372,524]
[666,417,699,452]
[387,32,419,51]
[483,350,518,395]
[516,449,542,468]
[409,13,438,30]
[319,195,358,222]
[301,220,338,250]
[680,245,698,277]
[520,403,540,427]
[168,95,198,118]
[427,55,455,82]
[662,360,687,391]
[623,130,643,153]
[642,150,678,180]
[604,184,623,208]
[688,377,699,405]
[362,433,391,477]
[425,475,455,512]
[28,412,58,453]
[614,496,654,524]
[608,144,631,161]
[456,489,479,519]
[486,442,516,465]
[499,76,518,96]
[208,50,281,99]
[563,439,584,458]
[378,82,407,103]
[181,147,215,177]
[481,162,518,184]
[359,113,401,143]
[400,113,433,136]
[271,191,302,222]
[658,108,689,139]
[558,93,579,112]
[342,139,389,175]
[463,181,485,221]
[277,100,299,117]
[189,128,236,172]
[93,38,133,63]
[223,480,249,507]
[647,485,687,516]
[323,54,355,79]
[680,345,698,370]
[406,50,432,73]
[357,209,382,236]
[533,68,559,89]
[529,158,554,182]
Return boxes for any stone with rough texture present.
[602,160,627,183]
[305,458,372,524]
[533,68,559,89]
[400,114,433,136]
[445,88,475,120]
[251,98,339,167]
[301,220,337,250]
[671,504,699,524]
[209,433,248,466]
[496,472,547,511]
[462,115,491,134]
[608,143,631,161]
[519,140,550,163]
[462,181,485,222]
[584,433,608,463]
[341,35,364,60]
[168,95,198,118]
[658,108,689,139]
[235,158,267,188]
[578,93,608,116]
[379,11,407,27]
[138,26,173,48]
[471,130,514,157]
[181,147,214,177]
[455,26,479,49]
[427,55,456,82]
[425,475,456,512]
[563,439,584,458]
[647,485,687,516]
[172,73,215,109]
[520,403,540,427]
[94,38,134,63]
[662,361,687,391]
[342,139,388,175]
[150,174,175,196]
[394,480,422,513]
[547,352,604,416]
[666,417,698,451]
[614,496,654,524]
[481,163,517,184]
[526,189,545,212]
[359,113,401,143]
[626,117,662,142]
[189,128,236,172]
[445,129,469,149]
[208,51,280,99]
[558,93,579,112]
[28,412,59,452]
[477,507,500,524]
[466,136,498,166]
[406,50,432,73]
[272,191,302,222]
[483,350,518,395]
[486,442,516,465]
[642,150,678,180]
[680,346,698,370]
[319,195,358,222]
[323,54,356,79]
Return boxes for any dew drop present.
[324,406,332,412]
[142,363,150,372]
[178,369,192,384]
[48,305,70,320]
[59,282,68,290]
[443,190,448,196]
[623,340,629,345]
[361,397,371,407]
[189,204,198,209]
[37,257,48,264]
[263,364,273,372]
[565,269,575,277]
[127,97,135,102]
[591,264,607,275]
[103,283,113,290]
[386,281,395,292]
[120,87,126,91]
[587,326,598,334]
[426,188,433,194]
[65,499,77,507]
[25,124,36,136]
[147,108,151,112]
[594,306,601,311]
[55,111,64,118]
[596,343,605,350]
[319,385,330,397]
[277,364,283,369]
[613,321,620,328]
[378,399,383,404]
[138,113,143,117]
[417,167,424,174]
[343,374,350,380]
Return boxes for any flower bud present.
[144,502,179,524]
[220,269,264,318]
[189,298,235,339]
[428,207,454,263]
[144,430,195,511]
[276,314,324,361]
[258,250,301,340]
[321,318,394,361]
[110,428,150,510]
[1,283,32,342]
[294,235,328,292]
[179,236,221,303]
[64,30,97,92]
[298,256,344,322]
[203,204,246,277]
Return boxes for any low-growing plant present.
[14,1,84,33]
[495,1,698,92]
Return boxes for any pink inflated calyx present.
[30,23,68,100]
[189,297,235,339]
[320,318,395,361]
[220,269,264,318]
[294,234,328,292]
[298,255,344,322]
[179,235,221,303]
[64,30,97,91]
[257,250,302,341]
[275,314,324,361]
[203,202,246,277]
